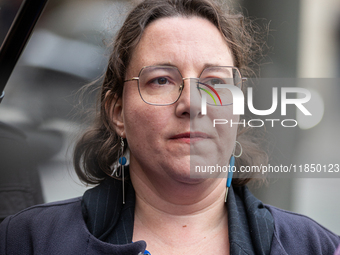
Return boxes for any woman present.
[0,0,339,254]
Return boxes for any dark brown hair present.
[73,0,267,186]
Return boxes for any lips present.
[169,132,209,143]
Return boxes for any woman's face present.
[116,16,239,189]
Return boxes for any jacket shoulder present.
[2,197,82,227]
[0,197,90,255]
[265,205,340,255]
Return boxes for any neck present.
[130,163,228,252]
[133,185,227,233]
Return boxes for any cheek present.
[210,106,239,152]
[209,105,239,130]
[123,94,171,149]
[215,115,239,155]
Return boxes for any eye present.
[203,77,226,87]
[147,76,172,86]
[209,78,224,85]
[156,77,168,85]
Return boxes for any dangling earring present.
[111,136,127,204]
[225,141,242,203]
[120,137,127,204]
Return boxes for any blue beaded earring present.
[225,141,242,203]
[119,137,127,204]
[111,136,127,204]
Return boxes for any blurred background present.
[0,0,339,233]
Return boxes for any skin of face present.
[112,16,239,203]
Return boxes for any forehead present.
[128,16,234,75]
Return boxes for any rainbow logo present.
[198,82,223,105]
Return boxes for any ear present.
[105,91,125,138]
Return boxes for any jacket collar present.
[228,185,274,254]
[82,170,274,254]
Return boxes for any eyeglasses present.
[124,65,244,106]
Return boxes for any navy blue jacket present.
[0,179,339,254]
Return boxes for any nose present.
[175,78,202,118]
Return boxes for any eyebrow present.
[202,63,226,69]
[149,63,177,68]
[150,62,231,70]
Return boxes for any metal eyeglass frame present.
[124,65,247,106]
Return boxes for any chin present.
[162,157,208,184]
[167,168,204,185]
